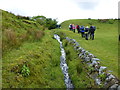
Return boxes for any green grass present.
[62,39,96,88]
[2,9,119,88]
[2,10,45,52]
[53,19,118,77]
[2,10,65,88]
[2,30,65,88]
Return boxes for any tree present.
[32,16,58,30]
[32,16,46,25]
[45,18,58,30]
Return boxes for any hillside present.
[2,10,65,88]
[2,9,119,88]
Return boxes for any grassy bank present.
[2,30,65,88]
[2,10,65,88]
[2,10,45,53]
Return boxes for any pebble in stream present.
[54,34,74,89]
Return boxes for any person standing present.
[72,24,76,33]
[76,24,80,33]
[89,25,96,40]
[69,24,73,31]
[80,26,85,38]
[84,26,89,40]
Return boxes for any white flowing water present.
[54,34,74,89]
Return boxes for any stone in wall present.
[64,36,120,89]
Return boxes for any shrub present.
[20,64,30,77]
[98,73,106,81]
[108,19,114,24]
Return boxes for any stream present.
[54,34,74,89]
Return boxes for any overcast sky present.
[0,0,119,23]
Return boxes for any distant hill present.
[61,19,118,29]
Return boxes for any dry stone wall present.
[65,37,120,89]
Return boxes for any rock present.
[85,57,90,62]
[105,79,119,88]
[117,85,120,90]
[78,53,83,58]
[109,84,118,90]
[66,37,70,41]
[81,49,85,53]
[85,51,90,55]
[95,78,101,85]
[99,66,107,74]
[94,65,100,72]
[76,47,81,51]
[91,61,99,66]
[91,58,100,61]
[106,74,116,82]
[88,53,95,60]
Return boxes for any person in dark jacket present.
[89,25,96,40]
[72,24,76,33]
[76,25,80,33]
[69,24,73,31]
[80,26,85,38]
[84,26,89,40]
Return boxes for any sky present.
[0,0,119,23]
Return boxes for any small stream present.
[54,34,74,89]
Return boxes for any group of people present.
[69,24,96,40]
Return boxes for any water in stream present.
[54,34,74,89]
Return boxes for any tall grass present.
[2,10,45,53]
[2,29,45,52]
[2,29,20,51]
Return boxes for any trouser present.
[90,33,94,40]
[69,28,72,31]
[73,29,75,33]
[81,32,84,38]
[77,29,80,33]
[85,33,89,40]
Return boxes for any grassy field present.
[58,19,118,77]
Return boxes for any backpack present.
[90,26,96,32]
[81,26,84,30]
[85,28,89,32]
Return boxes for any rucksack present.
[85,28,89,32]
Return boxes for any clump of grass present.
[2,29,21,51]
[54,30,66,41]
[19,33,29,42]
[34,30,45,41]
[76,63,83,74]
[26,29,45,41]
[20,64,30,77]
